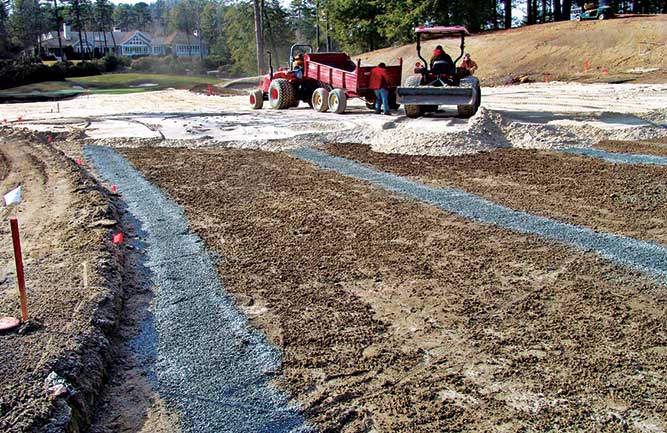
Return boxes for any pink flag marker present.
[75,159,82,165]
[111,185,117,193]
[47,135,53,143]
[112,233,124,245]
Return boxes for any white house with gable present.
[39,24,206,59]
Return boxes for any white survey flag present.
[3,185,22,206]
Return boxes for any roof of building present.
[40,28,204,48]
[163,31,202,45]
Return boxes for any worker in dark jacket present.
[369,62,391,115]
[430,45,455,73]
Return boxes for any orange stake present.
[10,217,28,321]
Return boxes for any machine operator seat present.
[431,60,456,76]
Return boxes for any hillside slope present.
[358,16,667,85]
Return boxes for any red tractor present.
[249,44,402,114]
[396,26,481,118]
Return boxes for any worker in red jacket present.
[369,62,391,115]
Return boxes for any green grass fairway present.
[71,73,222,89]
[0,73,223,99]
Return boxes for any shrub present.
[0,59,66,90]
[100,54,120,72]
[130,55,209,75]
[66,61,104,77]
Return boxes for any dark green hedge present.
[0,56,130,90]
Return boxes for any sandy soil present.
[123,146,667,433]
[596,138,667,156]
[0,130,123,432]
[323,143,667,246]
[0,83,665,157]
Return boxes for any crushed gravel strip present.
[291,148,667,282]
[559,146,667,165]
[84,145,310,433]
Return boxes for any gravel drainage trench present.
[559,146,667,166]
[84,145,310,433]
[291,148,667,282]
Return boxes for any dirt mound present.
[358,16,667,86]
[0,130,127,433]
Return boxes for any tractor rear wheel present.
[269,78,297,109]
[312,88,329,112]
[328,89,347,114]
[403,74,424,119]
[249,89,264,109]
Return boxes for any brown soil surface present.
[323,143,667,246]
[596,138,667,156]
[123,146,667,433]
[359,16,667,86]
[0,132,124,432]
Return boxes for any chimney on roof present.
[63,23,71,41]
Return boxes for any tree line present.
[0,0,664,76]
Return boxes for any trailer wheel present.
[249,89,264,109]
[312,88,329,112]
[269,78,297,109]
[328,89,347,114]
[403,74,424,119]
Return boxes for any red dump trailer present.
[250,45,402,114]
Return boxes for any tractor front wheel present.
[269,78,297,109]
[328,89,347,114]
[405,104,424,118]
[312,88,329,112]
[249,89,264,109]
[457,82,481,118]
[403,74,424,119]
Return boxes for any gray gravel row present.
[85,145,310,433]
[291,148,667,283]
[559,146,667,166]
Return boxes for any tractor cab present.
[413,26,470,86]
[396,25,481,119]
